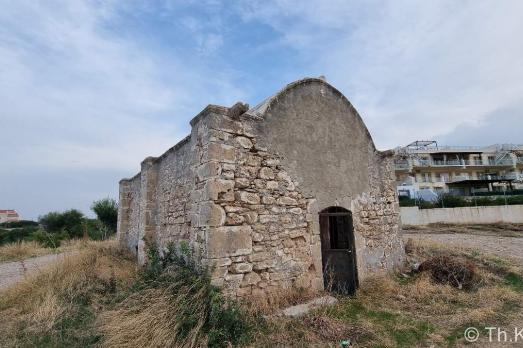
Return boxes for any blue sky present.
[1,0,522,219]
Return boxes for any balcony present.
[501,173,523,181]
[408,158,515,168]
[450,175,470,182]
[487,158,514,166]
[395,161,410,170]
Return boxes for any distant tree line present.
[0,198,118,247]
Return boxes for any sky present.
[1,0,522,220]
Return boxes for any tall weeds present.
[0,240,137,347]
[100,243,255,348]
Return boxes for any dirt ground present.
[403,224,523,266]
[0,253,67,290]
[404,224,523,347]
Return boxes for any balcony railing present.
[402,158,515,167]
[395,161,410,170]
[403,144,523,153]
[450,175,470,182]
[499,173,523,181]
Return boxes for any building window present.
[438,173,449,182]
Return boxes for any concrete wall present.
[401,205,523,225]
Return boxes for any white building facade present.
[395,141,523,198]
[0,210,20,224]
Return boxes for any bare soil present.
[0,253,68,290]
[404,224,523,266]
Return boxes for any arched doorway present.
[319,206,358,295]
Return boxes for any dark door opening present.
[319,206,358,295]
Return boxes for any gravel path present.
[403,232,523,266]
[0,253,66,291]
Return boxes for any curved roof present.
[245,77,383,153]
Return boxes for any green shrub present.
[399,196,416,207]
[84,219,112,241]
[0,220,38,228]
[437,194,468,208]
[31,229,69,248]
[39,209,85,237]
[507,195,523,205]
[91,198,118,233]
[0,226,39,245]
[418,200,436,209]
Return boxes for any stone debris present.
[281,296,339,317]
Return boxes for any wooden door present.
[319,207,358,295]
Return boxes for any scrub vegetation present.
[0,235,522,347]
[0,198,118,262]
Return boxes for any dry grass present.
[0,240,54,262]
[100,288,182,347]
[253,238,523,347]
[0,240,137,347]
[0,238,93,263]
[1,236,521,348]
[99,247,255,348]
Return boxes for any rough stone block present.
[242,272,261,285]
[243,211,258,224]
[199,201,225,227]
[226,213,245,225]
[230,262,253,273]
[248,251,270,262]
[237,191,261,205]
[253,259,276,271]
[205,143,236,163]
[197,162,221,180]
[209,257,233,267]
[266,181,279,190]
[235,177,251,188]
[224,273,244,288]
[289,207,303,215]
[261,196,276,205]
[207,225,253,258]
[278,197,298,206]
[204,179,234,201]
[237,166,258,178]
[259,167,275,180]
[259,214,278,223]
[236,136,253,149]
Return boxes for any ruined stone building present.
[117,77,404,297]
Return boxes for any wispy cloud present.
[237,0,523,148]
[1,0,522,218]
[0,0,246,218]
[0,1,244,172]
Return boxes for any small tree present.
[91,198,118,233]
[39,209,85,238]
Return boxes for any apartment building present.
[395,141,523,198]
[0,209,20,224]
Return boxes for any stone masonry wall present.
[351,149,404,277]
[196,110,403,298]
[118,78,405,299]
[196,111,324,298]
